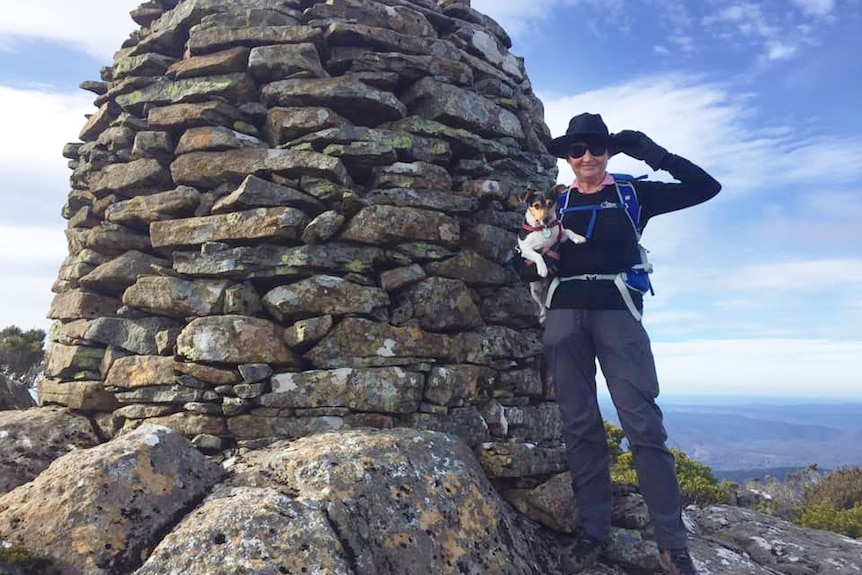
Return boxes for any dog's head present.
[522,184,567,227]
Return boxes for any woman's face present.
[565,140,609,182]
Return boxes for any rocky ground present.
[1,407,860,575]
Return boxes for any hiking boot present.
[558,535,607,573]
[658,547,698,575]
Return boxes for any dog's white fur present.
[517,187,587,323]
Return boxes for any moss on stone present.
[0,545,57,573]
[346,259,366,273]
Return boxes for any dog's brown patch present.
[523,184,568,225]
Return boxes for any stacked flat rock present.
[43,0,564,481]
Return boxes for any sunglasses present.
[567,143,608,158]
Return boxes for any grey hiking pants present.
[543,308,687,549]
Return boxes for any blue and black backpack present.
[546,174,654,321]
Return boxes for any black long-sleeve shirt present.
[550,153,721,311]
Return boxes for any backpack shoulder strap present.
[610,173,644,238]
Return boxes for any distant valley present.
[600,398,862,473]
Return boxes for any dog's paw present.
[566,230,588,244]
[536,263,549,277]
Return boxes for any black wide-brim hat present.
[546,112,612,158]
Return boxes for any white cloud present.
[720,259,862,291]
[790,0,835,17]
[472,0,631,39]
[0,86,93,159]
[0,274,58,331]
[538,74,862,193]
[651,339,861,397]
[0,86,95,228]
[701,1,825,62]
[0,226,65,331]
[0,85,87,329]
[0,0,140,60]
[0,226,66,266]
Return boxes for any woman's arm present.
[638,153,722,222]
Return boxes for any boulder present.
[0,425,223,574]
[0,407,100,496]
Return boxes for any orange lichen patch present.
[416,505,445,532]
[135,452,175,494]
[387,531,413,550]
[71,523,128,565]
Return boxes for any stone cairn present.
[42,0,566,483]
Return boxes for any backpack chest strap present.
[559,201,623,239]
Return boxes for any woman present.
[539,113,721,575]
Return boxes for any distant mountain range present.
[599,398,862,472]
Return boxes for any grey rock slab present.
[301,209,345,244]
[379,263,426,292]
[174,125,266,154]
[82,316,182,355]
[170,148,351,188]
[66,224,152,257]
[476,442,568,479]
[177,315,298,366]
[372,160,453,189]
[47,290,120,321]
[0,407,100,496]
[135,486,353,575]
[123,276,232,317]
[264,106,351,145]
[248,42,328,82]
[166,46,250,80]
[212,175,324,215]
[146,100,245,131]
[104,186,201,228]
[228,428,544,574]
[323,21,435,55]
[305,317,453,368]
[115,74,258,116]
[263,367,423,413]
[288,127,452,166]
[37,379,119,412]
[187,25,322,56]
[306,0,437,38]
[104,355,176,390]
[262,275,389,322]
[0,425,223,575]
[402,276,484,331]
[90,158,173,198]
[368,187,475,214]
[349,50,473,86]
[424,250,508,286]
[261,77,406,125]
[386,115,510,158]
[340,205,459,247]
[150,207,309,248]
[425,364,496,406]
[689,504,862,574]
[403,77,525,140]
[284,315,333,349]
[172,242,386,279]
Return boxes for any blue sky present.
[0,0,860,399]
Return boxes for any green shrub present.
[801,466,862,510]
[605,420,626,463]
[793,466,862,538]
[605,421,732,505]
[794,501,862,538]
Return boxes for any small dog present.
[517,184,587,323]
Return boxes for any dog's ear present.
[549,184,568,200]
[521,190,537,205]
